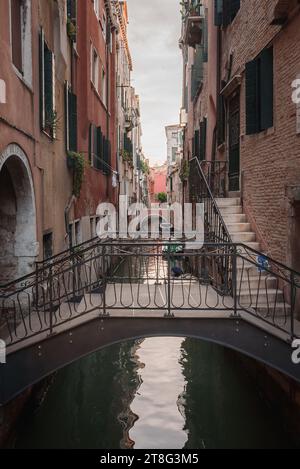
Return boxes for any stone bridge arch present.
[0,144,38,283]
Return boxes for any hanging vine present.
[67,151,85,198]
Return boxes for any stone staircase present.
[216,194,289,318]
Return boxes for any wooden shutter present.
[68,91,77,151]
[222,0,232,26]
[217,94,225,145]
[88,124,92,164]
[203,13,208,63]
[194,129,200,159]
[260,47,274,131]
[214,0,223,26]
[230,0,241,21]
[245,59,259,135]
[44,45,54,132]
[39,29,45,130]
[199,118,207,161]
[96,127,102,170]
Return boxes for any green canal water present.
[13,337,296,449]
[12,252,297,449]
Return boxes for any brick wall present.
[221,0,300,266]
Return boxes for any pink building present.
[149,163,168,203]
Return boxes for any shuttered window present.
[217,94,225,145]
[246,46,273,135]
[191,45,204,101]
[40,29,56,138]
[11,0,22,72]
[88,124,111,175]
[199,118,207,161]
[194,129,200,158]
[214,0,240,26]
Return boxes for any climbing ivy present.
[67,151,85,198]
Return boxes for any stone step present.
[219,205,243,215]
[227,223,252,233]
[216,198,241,207]
[228,191,241,198]
[238,276,278,290]
[231,232,257,243]
[239,241,260,252]
[223,214,247,224]
[238,289,284,304]
[239,302,291,317]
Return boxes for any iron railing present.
[0,239,299,349]
[189,157,232,294]
[200,160,228,199]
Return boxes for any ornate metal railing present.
[189,157,232,294]
[200,160,228,199]
[0,240,299,350]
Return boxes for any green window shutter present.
[230,0,241,21]
[214,0,223,26]
[260,47,274,131]
[222,0,232,26]
[88,123,92,164]
[191,46,204,101]
[203,14,208,63]
[44,45,54,129]
[65,82,69,150]
[199,118,207,161]
[96,127,102,170]
[194,129,200,159]
[217,94,225,145]
[68,91,77,151]
[245,59,259,135]
[222,0,240,26]
[39,29,45,130]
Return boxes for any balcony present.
[182,1,204,48]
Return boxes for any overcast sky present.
[127,0,182,165]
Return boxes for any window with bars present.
[245,46,274,135]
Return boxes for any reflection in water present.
[129,338,186,449]
[13,337,296,449]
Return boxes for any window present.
[246,46,273,135]
[75,221,81,245]
[39,29,56,138]
[199,118,207,160]
[65,82,77,151]
[171,147,177,162]
[11,0,22,72]
[10,0,32,83]
[89,124,111,175]
[67,0,77,42]
[214,0,240,26]
[91,46,99,91]
[43,232,53,260]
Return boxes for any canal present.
[11,247,298,449]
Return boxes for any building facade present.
[149,163,168,204]
[180,0,300,270]
[0,0,76,283]
[0,0,142,285]
[165,124,183,204]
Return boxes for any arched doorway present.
[0,144,38,283]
